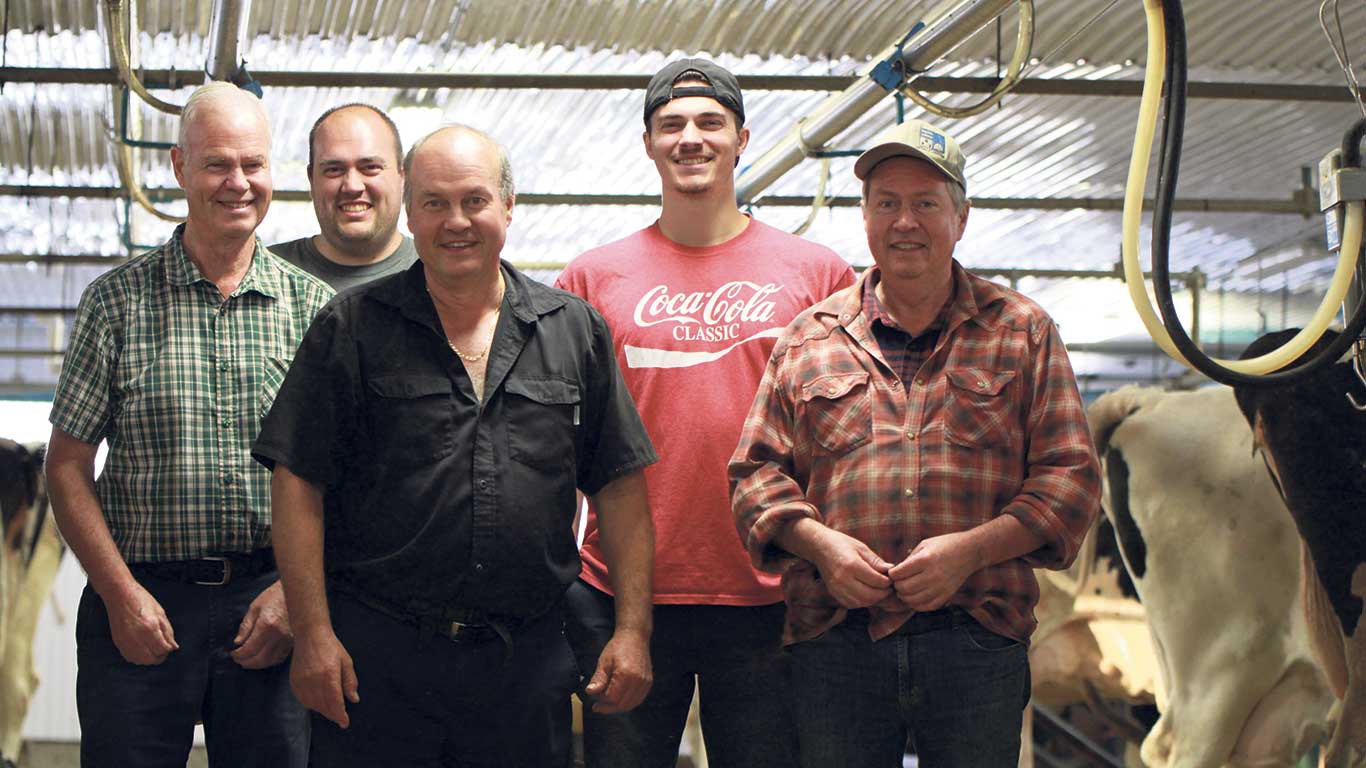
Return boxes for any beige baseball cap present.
[853,119,967,191]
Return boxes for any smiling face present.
[172,94,272,245]
[862,155,969,293]
[404,129,512,288]
[306,107,404,260]
[643,83,749,199]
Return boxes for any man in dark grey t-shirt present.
[270,104,417,292]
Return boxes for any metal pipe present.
[205,0,253,83]
[3,67,1363,103]
[734,0,1017,204]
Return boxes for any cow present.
[1235,329,1366,768]
[1088,385,1332,768]
[0,439,64,766]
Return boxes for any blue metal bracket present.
[868,21,925,91]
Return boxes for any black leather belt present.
[337,587,521,645]
[132,549,276,586]
[847,606,967,635]
[896,606,967,635]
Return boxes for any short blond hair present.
[176,82,270,150]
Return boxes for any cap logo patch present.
[918,126,946,159]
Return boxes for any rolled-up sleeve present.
[1004,321,1101,570]
[728,343,823,572]
[50,284,117,444]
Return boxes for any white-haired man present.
[47,81,333,767]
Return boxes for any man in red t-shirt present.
[556,58,854,767]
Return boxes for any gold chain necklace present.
[447,303,501,362]
[432,281,505,363]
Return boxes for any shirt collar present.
[162,224,282,299]
[857,266,953,336]
[378,259,569,326]
[848,261,1008,336]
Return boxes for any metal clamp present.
[1347,341,1366,411]
[1319,149,1366,211]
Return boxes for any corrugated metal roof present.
[6,0,1364,73]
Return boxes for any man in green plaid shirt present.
[46,82,333,768]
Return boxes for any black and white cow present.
[1235,329,1366,768]
[0,438,62,763]
[1088,385,1332,767]
[0,439,45,557]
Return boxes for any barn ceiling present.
[1,0,1364,393]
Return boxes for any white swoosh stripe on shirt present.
[624,327,783,369]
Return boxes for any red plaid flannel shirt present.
[729,263,1100,643]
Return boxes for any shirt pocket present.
[942,367,1017,448]
[366,374,455,468]
[799,371,872,455]
[505,376,581,472]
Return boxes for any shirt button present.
[904,488,915,497]
[219,361,230,372]
[827,386,838,395]
[840,313,850,321]
[220,417,233,428]
[474,562,486,573]
[905,430,917,440]
[915,379,926,387]
[478,479,488,490]
[977,380,987,388]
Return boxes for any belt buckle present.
[194,556,232,586]
[448,620,474,639]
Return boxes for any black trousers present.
[309,591,579,768]
[75,568,308,768]
[562,579,796,768]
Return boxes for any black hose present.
[1148,0,1366,387]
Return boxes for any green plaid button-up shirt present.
[50,225,334,562]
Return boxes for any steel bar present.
[0,68,1361,103]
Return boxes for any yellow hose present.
[1122,0,1363,373]
[106,0,183,116]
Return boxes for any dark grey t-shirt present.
[268,236,419,292]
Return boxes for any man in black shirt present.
[253,124,657,768]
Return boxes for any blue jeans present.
[75,569,308,768]
[308,591,578,768]
[787,608,1030,768]
[562,579,796,768]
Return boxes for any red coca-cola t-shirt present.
[557,217,854,605]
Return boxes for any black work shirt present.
[252,261,656,619]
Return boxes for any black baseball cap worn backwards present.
[643,58,746,128]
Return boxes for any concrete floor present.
[18,742,208,768]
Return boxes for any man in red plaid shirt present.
[729,119,1101,766]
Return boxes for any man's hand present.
[888,532,979,611]
[812,527,894,609]
[290,626,360,728]
[583,628,651,714]
[106,583,179,665]
[231,579,294,669]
